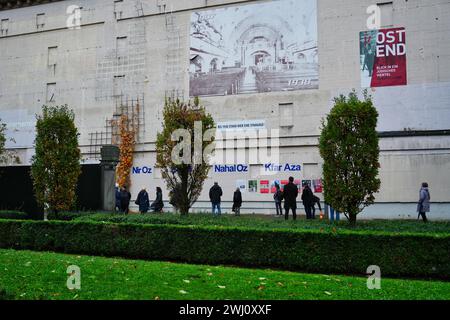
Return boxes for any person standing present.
[150,187,164,213]
[135,188,150,213]
[115,184,121,212]
[120,186,131,214]
[301,185,314,219]
[417,182,431,223]
[273,184,283,216]
[209,182,223,216]
[283,177,299,221]
[232,188,242,216]
[311,195,322,219]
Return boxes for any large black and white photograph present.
[189,0,318,97]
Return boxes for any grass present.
[72,212,450,235]
[1,249,449,300]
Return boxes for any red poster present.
[360,27,407,88]
[260,180,270,194]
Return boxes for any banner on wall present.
[260,180,270,194]
[236,180,247,193]
[302,180,312,190]
[360,27,407,88]
[189,0,318,96]
[313,179,323,193]
[248,180,258,193]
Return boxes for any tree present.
[156,98,215,215]
[319,91,381,225]
[116,114,137,188]
[31,105,82,217]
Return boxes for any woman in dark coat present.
[150,187,164,213]
[301,185,314,219]
[120,186,131,214]
[417,182,431,223]
[232,188,243,216]
[135,188,150,213]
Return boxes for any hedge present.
[0,211,30,220]
[0,219,449,279]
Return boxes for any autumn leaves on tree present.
[116,114,137,189]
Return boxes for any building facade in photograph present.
[0,0,449,219]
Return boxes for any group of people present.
[209,177,338,221]
[273,177,328,221]
[209,182,243,216]
[115,185,164,214]
[117,181,432,222]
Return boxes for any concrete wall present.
[1,0,449,219]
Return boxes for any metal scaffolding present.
[88,94,145,160]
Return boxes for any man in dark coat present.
[135,188,150,213]
[232,188,243,216]
[150,187,164,213]
[120,186,131,214]
[115,185,121,212]
[283,177,299,220]
[302,185,314,219]
[209,182,223,216]
[273,183,283,216]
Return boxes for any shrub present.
[319,91,380,224]
[0,220,448,279]
[30,105,82,216]
[46,211,108,221]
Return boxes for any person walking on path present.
[273,183,283,216]
[232,188,242,216]
[301,185,314,219]
[120,186,131,214]
[417,182,431,223]
[283,177,299,221]
[209,182,223,216]
[135,188,150,213]
[150,187,164,213]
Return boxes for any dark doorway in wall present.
[0,164,102,219]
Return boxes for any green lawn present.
[72,212,450,235]
[1,249,449,300]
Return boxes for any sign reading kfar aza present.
[264,163,302,172]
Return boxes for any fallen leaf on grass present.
[257,285,265,291]
[277,282,284,287]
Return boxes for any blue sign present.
[264,163,302,172]
[214,164,249,173]
[132,166,153,174]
